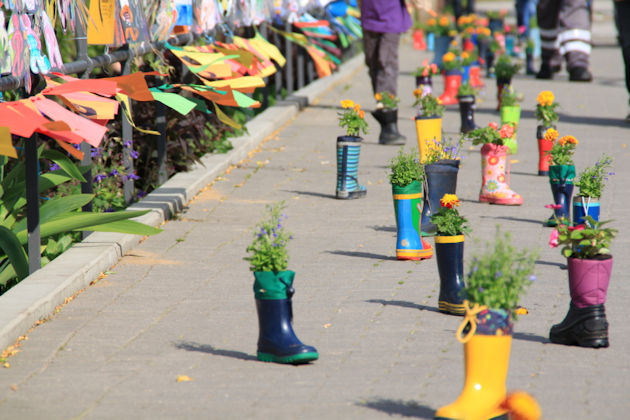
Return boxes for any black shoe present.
[568,67,593,82]
[625,113,630,124]
[549,302,609,348]
[536,63,554,79]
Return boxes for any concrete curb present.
[0,53,365,351]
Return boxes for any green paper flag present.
[149,89,197,116]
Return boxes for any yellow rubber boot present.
[434,334,512,420]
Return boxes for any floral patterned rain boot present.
[478,144,523,205]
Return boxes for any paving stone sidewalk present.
[1,6,629,420]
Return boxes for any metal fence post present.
[25,134,41,274]
[297,44,305,90]
[273,27,283,99]
[284,21,293,95]
[155,102,168,185]
[121,58,134,203]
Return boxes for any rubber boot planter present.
[336,135,367,199]
[435,304,512,420]
[573,196,600,225]
[549,256,612,348]
[479,144,523,205]
[469,64,484,88]
[439,70,462,106]
[457,94,477,134]
[536,125,554,176]
[545,164,575,226]
[372,109,406,145]
[421,160,460,236]
[435,235,466,315]
[254,271,319,364]
[392,181,433,260]
[496,78,511,110]
[415,115,442,163]
[413,29,427,50]
[500,105,521,154]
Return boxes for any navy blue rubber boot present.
[421,160,460,236]
[546,183,573,227]
[435,237,466,315]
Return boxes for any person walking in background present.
[536,0,594,81]
[515,0,538,40]
[614,0,630,122]
[359,0,412,145]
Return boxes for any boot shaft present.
[457,95,477,133]
[336,135,363,195]
[435,236,466,313]
[420,160,460,234]
[392,181,431,260]
[439,71,462,105]
[568,257,613,308]
[415,116,442,163]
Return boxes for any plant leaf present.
[74,220,162,236]
[12,194,95,233]
[0,226,29,281]
[41,149,87,182]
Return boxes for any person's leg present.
[614,0,630,110]
[536,0,561,78]
[362,29,382,95]
[558,0,592,81]
[374,32,401,96]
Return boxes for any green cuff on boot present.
[549,164,576,185]
[253,270,295,300]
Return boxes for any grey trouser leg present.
[362,30,400,96]
[614,0,630,97]
[538,0,591,69]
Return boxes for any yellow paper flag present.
[87,0,116,45]
[0,127,18,158]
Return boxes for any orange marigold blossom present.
[465,26,475,34]
[536,90,555,106]
[440,193,461,208]
[340,99,354,109]
[543,128,558,142]
[413,88,423,97]
[358,110,365,119]
[443,52,456,62]
[374,93,382,101]
[462,52,470,59]
[353,104,361,112]
[439,16,449,26]
[427,18,436,26]
[559,135,578,146]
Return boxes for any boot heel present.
[576,337,609,348]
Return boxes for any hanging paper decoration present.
[0,126,18,159]
[117,0,151,44]
[86,0,117,45]
[23,14,51,74]
[151,0,178,42]
[39,10,63,69]
[174,0,193,26]
[0,12,12,75]
[192,0,222,34]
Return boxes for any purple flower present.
[478,287,484,292]
[49,163,60,171]
[123,140,133,148]
[130,150,140,159]
[110,169,119,177]
[93,173,107,183]
[91,148,102,158]
[136,190,147,199]
[529,275,537,282]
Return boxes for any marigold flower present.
[462,52,470,59]
[358,110,365,119]
[465,26,475,34]
[536,90,555,106]
[439,16,449,26]
[558,135,578,146]
[440,193,460,209]
[543,128,558,142]
[413,88,423,97]
[443,52,456,62]
[500,391,542,420]
[374,93,382,101]
[340,99,354,109]
[427,18,436,26]
[354,104,361,112]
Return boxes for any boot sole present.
[479,196,522,205]
[336,190,367,199]
[550,332,609,348]
[257,351,319,364]
[435,414,508,420]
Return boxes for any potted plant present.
[414,59,440,95]
[467,122,523,205]
[548,217,617,348]
[493,54,521,110]
[543,129,578,226]
[439,50,463,105]
[336,99,369,199]
[245,202,319,364]
[499,85,522,154]
[429,14,456,69]
[435,228,537,420]
[535,91,560,175]
[573,155,614,225]
[456,82,478,134]
[487,9,508,33]
[419,135,463,237]
[372,91,405,145]
[413,92,445,163]
[388,148,433,260]
[460,50,477,84]
[430,193,471,315]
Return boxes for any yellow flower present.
[448,29,458,37]
[462,52,470,60]
[374,93,382,101]
[536,90,555,106]
[340,99,354,109]
[450,39,458,47]
[500,392,542,420]
[440,193,460,208]
[543,128,559,142]
[442,52,456,62]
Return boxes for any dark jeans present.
[614,1,630,97]
[363,30,401,96]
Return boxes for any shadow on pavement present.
[285,190,337,200]
[366,299,441,314]
[510,171,540,177]
[327,250,396,261]
[173,341,258,361]
[368,225,396,233]
[535,259,567,269]
[357,398,435,419]
[512,332,550,344]
[482,215,545,225]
